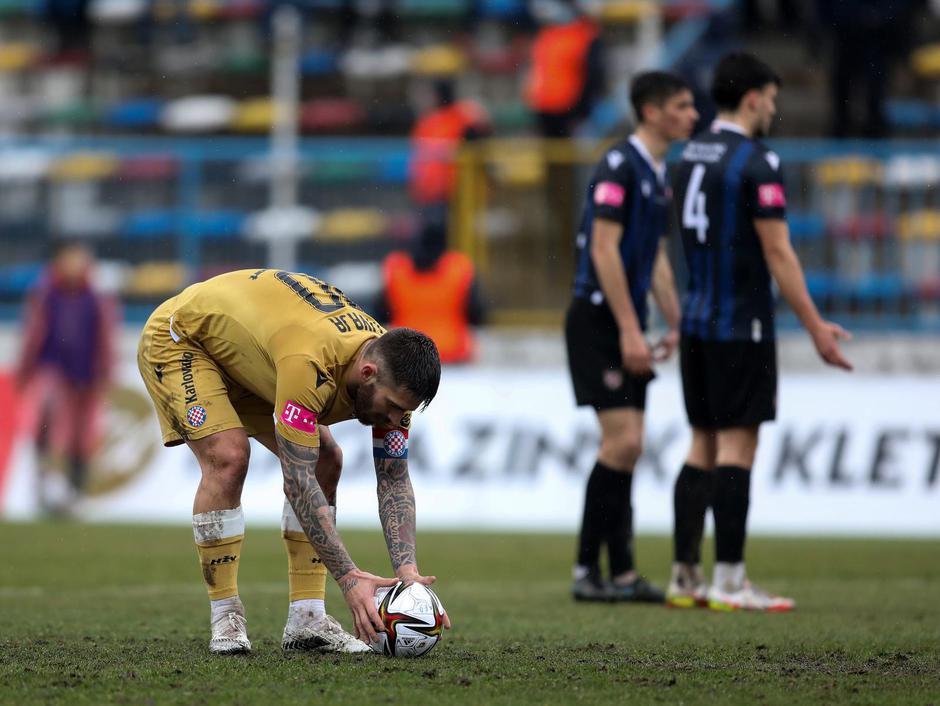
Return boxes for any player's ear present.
[361,361,379,382]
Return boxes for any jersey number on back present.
[275,271,355,313]
[682,164,710,244]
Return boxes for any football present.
[370,581,446,657]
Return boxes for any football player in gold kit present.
[138,269,448,654]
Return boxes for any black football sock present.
[605,469,635,579]
[713,465,752,564]
[575,461,613,577]
[673,464,714,564]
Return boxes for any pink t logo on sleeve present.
[594,181,626,208]
[758,183,786,208]
[280,401,317,433]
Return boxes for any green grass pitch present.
[1,523,938,705]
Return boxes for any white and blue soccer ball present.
[370,581,446,658]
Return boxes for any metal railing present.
[1,136,939,331]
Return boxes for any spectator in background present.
[16,242,118,514]
[380,214,484,365]
[409,79,490,209]
[815,0,916,138]
[41,0,91,59]
[525,0,605,138]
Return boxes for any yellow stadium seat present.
[897,210,940,241]
[232,97,276,132]
[599,0,657,24]
[124,263,187,297]
[318,209,387,240]
[188,0,220,20]
[411,45,466,76]
[489,147,546,187]
[912,44,940,80]
[0,43,38,72]
[816,157,883,187]
[49,152,119,181]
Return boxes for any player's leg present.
[596,407,664,603]
[253,426,370,653]
[705,340,793,612]
[138,311,253,653]
[667,426,715,608]
[669,334,715,607]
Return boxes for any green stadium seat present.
[490,101,534,132]
[43,100,100,130]
[399,0,470,18]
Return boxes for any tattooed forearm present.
[375,457,417,572]
[277,429,356,582]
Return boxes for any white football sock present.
[288,599,326,625]
[713,562,746,592]
[210,595,243,623]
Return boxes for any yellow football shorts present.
[137,301,274,447]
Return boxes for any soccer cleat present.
[572,575,615,602]
[610,576,665,604]
[209,607,251,654]
[666,564,709,609]
[707,581,796,613]
[282,614,372,654]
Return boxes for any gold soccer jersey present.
[137,269,386,448]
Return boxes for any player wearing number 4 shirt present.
[137,269,450,654]
[565,71,699,603]
[669,53,852,613]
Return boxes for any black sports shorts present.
[564,297,653,411]
[680,334,777,429]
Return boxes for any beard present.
[353,381,380,426]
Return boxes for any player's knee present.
[601,435,643,471]
[203,444,250,491]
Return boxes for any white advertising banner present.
[2,366,939,536]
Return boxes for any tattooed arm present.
[374,457,418,575]
[276,429,395,642]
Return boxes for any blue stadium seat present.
[477,0,526,18]
[850,274,908,303]
[787,212,826,244]
[122,209,178,239]
[804,271,835,299]
[184,210,246,239]
[0,262,43,296]
[105,98,165,130]
[377,153,410,184]
[299,49,340,76]
[886,99,940,131]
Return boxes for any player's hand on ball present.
[396,563,436,586]
[651,329,679,362]
[338,568,398,644]
[812,320,853,371]
[395,565,451,628]
[619,329,653,376]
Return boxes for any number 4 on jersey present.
[683,163,710,244]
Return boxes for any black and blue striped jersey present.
[673,122,787,342]
[572,136,670,331]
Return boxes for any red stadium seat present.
[300,99,366,134]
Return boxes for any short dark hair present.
[710,52,781,112]
[371,328,441,411]
[630,71,691,124]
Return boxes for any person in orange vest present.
[380,212,484,365]
[526,0,606,138]
[409,79,490,207]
